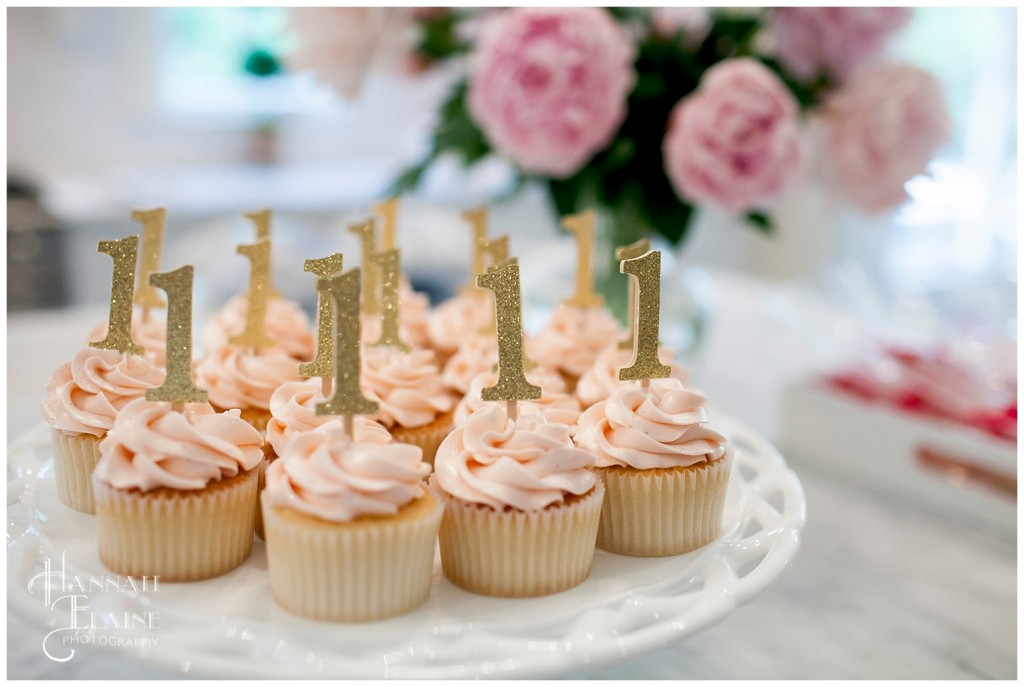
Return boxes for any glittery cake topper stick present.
[229,238,276,351]
[372,197,399,252]
[244,209,281,298]
[561,210,604,309]
[618,250,671,388]
[316,268,379,438]
[477,260,541,422]
[299,253,344,396]
[90,235,145,356]
[348,219,380,316]
[145,265,208,411]
[371,247,412,352]
[131,207,167,317]
[615,238,651,350]
[460,206,488,295]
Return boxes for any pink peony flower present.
[466,8,636,178]
[651,7,711,49]
[822,62,950,214]
[663,58,804,213]
[770,7,913,82]
[287,8,418,98]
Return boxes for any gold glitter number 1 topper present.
[90,235,145,356]
[348,219,380,316]
[299,253,344,379]
[316,268,379,418]
[145,265,208,405]
[615,238,651,350]
[229,238,276,350]
[371,247,411,352]
[244,209,281,298]
[132,207,166,312]
[618,250,671,383]
[561,210,604,309]
[477,260,541,403]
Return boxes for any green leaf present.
[745,211,774,234]
[547,177,583,219]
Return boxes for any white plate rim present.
[8,414,806,679]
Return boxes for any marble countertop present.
[7,270,1016,679]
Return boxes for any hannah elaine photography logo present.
[27,553,161,662]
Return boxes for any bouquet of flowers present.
[288,7,950,247]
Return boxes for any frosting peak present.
[361,346,454,428]
[576,344,692,408]
[267,378,392,456]
[530,305,624,377]
[42,347,165,437]
[427,293,494,354]
[264,421,431,522]
[454,367,582,429]
[203,295,315,361]
[434,403,596,511]
[95,399,264,491]
[193,344,301,411]
[575,377,729,469]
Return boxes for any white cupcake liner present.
[433,480,604,598]
[51,429,103,514]
[262,490,443,622]
[596,454,731,557]
[93,469,258,581]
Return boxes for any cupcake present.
[92,399,264,581]
[41,347,164,513]
[193,344,301,433]
[88,309,168,366]
[203,295,315,363]
[262,421,442,621]
[258,378,392,538]
[441,334,497,396]
[454,367,582,431]
[361,346,455,464]
[529,304,623,392]
[432,403,603,597]
[574,378,732,557]
[426,292,493,367]
[576,344,692,409]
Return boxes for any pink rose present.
[663,58,804,213]
[770,8,913,81]
[823,62,950,213]
[466,8,635,178]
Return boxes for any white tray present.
[7,414,806,679]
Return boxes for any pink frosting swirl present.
[203,295,315,362]
[442,334,498,395]
[576,345,692,408]
[88,309,168,366]
[529,305,623,377]
[41,347,165,437]
[434,403,596,511]
[454,368,582,429]
[266,378,392,456]
[361,346,454,428]
[94,399,264,491]
[575,378,729,470]
[427,293,493,354]
[193,344,301,411]
[264,421,431,522]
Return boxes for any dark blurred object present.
[8,174,69,311]
[243,47,282,78]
